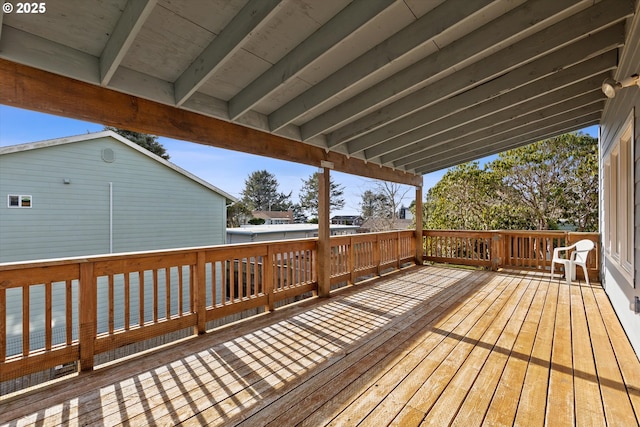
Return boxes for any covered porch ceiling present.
[0,0,635,186]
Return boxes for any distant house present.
[227,224,358,244]
[398,205,413,221]
[251,210,293,225]
[0,131,235,262]
[331,215,363,226]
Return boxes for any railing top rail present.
[423,229,600,237]
[0,230,419,273]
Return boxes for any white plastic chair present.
[550,239,595,285]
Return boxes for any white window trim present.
[603,111,634,284]
[7,194,33,208]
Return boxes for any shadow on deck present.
[1,265,638,426]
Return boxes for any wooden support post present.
[79,262,96,372]
[414,184,424,265]
[491,233,502,271]
[317,167,331,297]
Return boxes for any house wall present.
[599,10,640,357]
[0,136,226,262]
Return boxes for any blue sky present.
[0,105,598,216]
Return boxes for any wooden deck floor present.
[1,266,639,426]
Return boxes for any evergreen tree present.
[298,172,345,220]
[105,127,170,160]
[241,170,292,211]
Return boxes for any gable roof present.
[0,130,237,202]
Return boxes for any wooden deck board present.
[450,274,539,427]
[570,283,606,425]
[1,266,639,427]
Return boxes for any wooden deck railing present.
[329,230,415,286]
[0,231,413,383]
[423,230,600,279]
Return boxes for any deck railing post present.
[79,261,96,372]
[317,167,331,297]
[415,185,424,265]
[491,232,502,271]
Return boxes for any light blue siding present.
[0,135,227,262]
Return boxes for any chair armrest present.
[553,244,576,259]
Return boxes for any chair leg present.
[551,262,555,278]
[581,264,590,286]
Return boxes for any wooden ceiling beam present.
[372,58,613,163]
[227,0,396,121]
[267,0,494,132]
[324,0,631,147]
[0,58,422,187]
[397,90,604,169]
[414,111,602,174]
[174,0,283,106]
[100,0,157,86]
[347,27,622,156]
[304,0,596,142]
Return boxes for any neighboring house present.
[251,210,293,224]
[0,130,236,263]
[331,215,363,226]
[599,13,640,357]
[227,224,358,244]
[398,206,413,221]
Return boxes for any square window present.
[7,194,32,208]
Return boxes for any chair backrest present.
[572,239,595,263]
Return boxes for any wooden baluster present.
[165,267,171,319]
[108,275,114,334]
[0,287,5,362]
[396,232,401,270]
[178,265,185,314]
[349,237,355,285]
[139,271,144,327]
[265,246,275,311]
[45,282,52,350]
[153,269,159,323]
[194,251,206,335]
[79,262,96,372]
[211,261,217,307]
[65,280,73,345]
[124,273,130,330]
[22,286,29,356]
